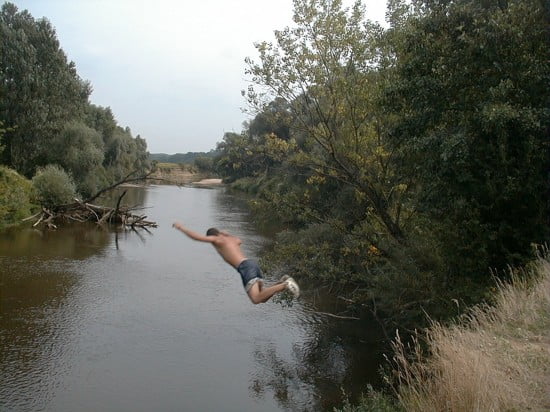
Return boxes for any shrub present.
[32,164,77,208]
[0,166,35,227]
[335,386,402,412]
[193,156,214,173]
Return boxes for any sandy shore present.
[193,178,223,185]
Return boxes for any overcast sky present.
[11,0,387,153]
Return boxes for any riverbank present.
[149,162,221,186]
[343,255,550,411]
[149,162,196,184]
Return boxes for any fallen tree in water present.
[26,170,159,230]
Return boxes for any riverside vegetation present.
[1,0,549,410]
[0,3,150,228]
[210,0,549,326]
[336,253,550,411]
[207,0,549,408]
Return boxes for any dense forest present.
[0,2,150,225]
[212,0,549,326]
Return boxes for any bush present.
[0,166,35,227]
[193,156,214,173]
[32,164,77,208]
[335,386,402,412]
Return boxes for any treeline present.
[149,151,218,165]
[0,3,149,208]
[212,0,549,325]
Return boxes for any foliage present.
[48,121,105,197]
[214,131,296,182]
[31,164,77,208]
[382,0,550,280]
[245,97,293,141]
[244,0,411,242]
[215,0,549,327]
[0,4,150,201]
[335,385,402,412]
[0,165,34,227]
[0,2,90,176]
[193,156,214,173]
[233,0,426,324]
[341,255,550,412]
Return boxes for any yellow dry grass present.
[391,258,550,412]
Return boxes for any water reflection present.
[0,223,111,259]
[96,185,149,209]
[249,300,385,411]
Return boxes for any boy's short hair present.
[206,227,220,236]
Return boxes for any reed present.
[391,258,550,411]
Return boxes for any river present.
[0,185,385,412]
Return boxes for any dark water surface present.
[0,185,384,412]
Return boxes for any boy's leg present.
[247,281,286,304]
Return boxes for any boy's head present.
[206,227,220,236]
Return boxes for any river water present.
[0,185,385,412]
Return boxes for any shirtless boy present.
[172,222,300,304]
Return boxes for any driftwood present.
[29,170,158,230]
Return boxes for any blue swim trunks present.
[236,259,263,292]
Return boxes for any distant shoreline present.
[119,176,223,187]
[192,178,223,185]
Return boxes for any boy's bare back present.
[210,233,247,268]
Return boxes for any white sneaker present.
[284,277,300,298]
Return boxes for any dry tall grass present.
[391,258,550,411]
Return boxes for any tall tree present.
[0,2,90,176]
[48,121,105,196]
[245,0,412,244]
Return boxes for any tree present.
[246,97,293,141]
[383,0,550,277]
[245,0,411,245]
[193,156,214,173]
[214,132,258,180]
[100,126,149,182]
[0,2,91,176]
[85,104,117,152]
[48,121,105,197]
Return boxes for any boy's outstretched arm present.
[172,222,216,243]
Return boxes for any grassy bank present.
[0,165,36,229]
[341,255,550,411]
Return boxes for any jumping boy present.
[172,222,300,304]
